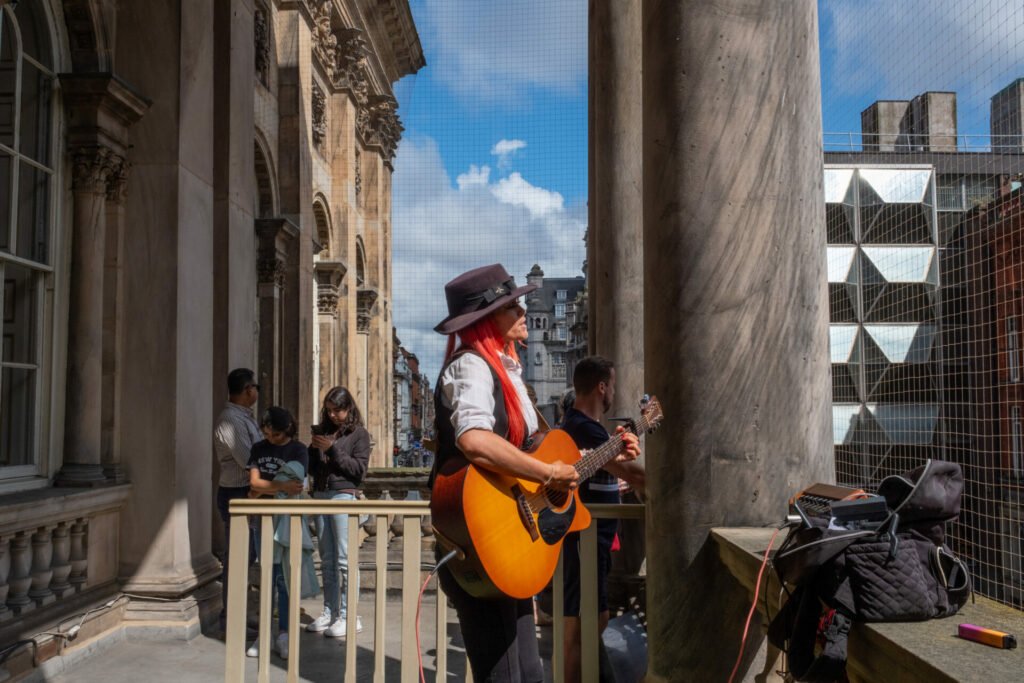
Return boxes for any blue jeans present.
[315,491,358,618]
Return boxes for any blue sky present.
[392,0,1024,377]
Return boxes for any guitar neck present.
[574,414,653,481]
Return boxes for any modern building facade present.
[825,82,1024,606]
[0,0,422,661]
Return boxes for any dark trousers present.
[438,565,543,683]
[217,485,254,623]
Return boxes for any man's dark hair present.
[227,368,256,396]
[573,356,615,395]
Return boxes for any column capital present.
[255,218,299,288]
[70,144,125,195]
[315,259,347,314]
[356,95,402,169]
[357,287,379,333]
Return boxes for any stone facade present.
[521,265,587,424]
[0,0,421,655]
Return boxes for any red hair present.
[445,318,527,447]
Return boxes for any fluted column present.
[641,1,832,679]
[59,146,122,485]
[57,74,147,486]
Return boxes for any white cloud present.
[391,135,586,380]
[456,164,491,189]
[821,0,1024,132]
[417,0,586,106]
[491,172,564,218]
[491,139,527,156]
[491,139,527,168]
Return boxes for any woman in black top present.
[305,386,371,638]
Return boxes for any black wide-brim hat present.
[434,263,537,335]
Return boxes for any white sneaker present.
[276,632,289,660]
[245,641,259,657]
[306,608,332,633]
[325,615,363,638]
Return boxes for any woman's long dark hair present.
[318,386,363,435]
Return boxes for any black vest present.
[431,350,512,483]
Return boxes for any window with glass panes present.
[0,3,56,477]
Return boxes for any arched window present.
[1,3,57,477]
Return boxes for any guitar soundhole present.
[545,488,568,509]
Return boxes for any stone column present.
[356,288,377,426]
[640,1,832,680]
[57,75,148,487]
[255,218,299,412]
[589,0,645,413]
[102,167,129,484]
[113,0,221,633]
[315,259,348,399]
[589,0,648,605]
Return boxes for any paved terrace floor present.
[44,591,557,683]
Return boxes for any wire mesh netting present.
[820,0,1024,608]
[385,1,1024,609]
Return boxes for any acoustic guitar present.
[430,397,663,599]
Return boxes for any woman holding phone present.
[306,386,371,638]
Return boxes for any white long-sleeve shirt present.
[440,352,538,440]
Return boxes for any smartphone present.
[311,424,326,437]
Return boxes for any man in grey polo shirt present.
[213,367,262,630]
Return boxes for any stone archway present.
[254,132,278,218]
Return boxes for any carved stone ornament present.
[257,255,287,288]
[71,145,126,196]
[354,145,362,199]
[333,29,369,100]
[356,95,403,165]
[356,288,378,333]
[255,6,270,85]
[312,81,327,148]
[317,286,340,314]
[311,1,337,80]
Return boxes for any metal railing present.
[224,497,645,682]
[824,131,1024,153]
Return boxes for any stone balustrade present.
[359,467,432,542]
[0,485,130,620]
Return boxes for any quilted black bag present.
[767,460,971,682]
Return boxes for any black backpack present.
[767,460,972,682]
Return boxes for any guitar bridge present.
[511,484,540,541]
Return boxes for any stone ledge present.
[712,527,1024,683]
[0,484,132,535]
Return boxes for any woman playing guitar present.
[429,263,640,682]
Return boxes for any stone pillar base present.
[102,464,127,484]
[54,464,108,487]
[121,581,221,641]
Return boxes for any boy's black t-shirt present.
[560,408,620,507]
[247,439,309,481]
